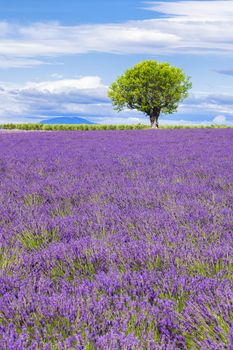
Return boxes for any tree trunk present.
[150,110,160,129]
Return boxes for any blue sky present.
[0,0,233,125]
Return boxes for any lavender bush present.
[0,129,232,349]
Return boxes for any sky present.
[0,0,233,125]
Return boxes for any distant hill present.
[40,117,95,125]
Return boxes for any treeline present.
[0,123,231,131]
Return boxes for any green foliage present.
[1,123,232,131]
[0,123,149,131]
[108,60,192,123]
[0,247,21,274]
[18,228,59,251]
[24,193,43,206]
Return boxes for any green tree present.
[108,60,192,128]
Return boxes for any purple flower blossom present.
[0,129,232,349]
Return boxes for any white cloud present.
[25,76,105,93]
[145,1,233,21]
[0,1,233,68]
[179,93,233,117]
[0,76,233,125]
[50,73,64,79]
[212,115,226,124]
[0,76,146,124]
[0,56,46,68]
[96,116,147,125]
[0,21,179,60]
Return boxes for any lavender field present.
[0,129,233,349]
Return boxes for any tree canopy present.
[108,60,192,128]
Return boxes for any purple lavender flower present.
[0,129,232,349]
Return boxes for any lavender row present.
[0,130,233,349]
